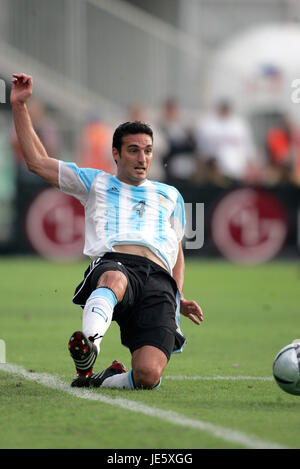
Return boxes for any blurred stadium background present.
[0,0,300,265]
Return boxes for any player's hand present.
[180,297,203,325]
[10,73,33,105]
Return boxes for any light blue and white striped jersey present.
[58,161,186,273]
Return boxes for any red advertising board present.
[25,187,85,260]
[211,188,288,264]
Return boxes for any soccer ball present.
[273,340,300,396]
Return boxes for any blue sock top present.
[89,287,118,307]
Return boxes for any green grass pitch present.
[0,256,299,449]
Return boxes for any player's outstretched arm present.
[10,73,59,187]
[173,242,203,325]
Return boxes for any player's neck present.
[115,174,147,187]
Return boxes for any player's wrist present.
[11,100,27,108]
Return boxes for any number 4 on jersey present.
[133,200,146,217]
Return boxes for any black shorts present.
[72,252,186,360]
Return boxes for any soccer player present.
[11,73,203,390]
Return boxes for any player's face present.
[113,133,153,186]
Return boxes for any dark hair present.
[112,121,153,154]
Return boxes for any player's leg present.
[90,324,175,390]
[82,270,127,352]
[79,256,183,390]
[69,269,127,386]
[89,345,167,390]
[131,345,167,389]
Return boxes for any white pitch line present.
[165,375,273,381]
[0,363,286,449]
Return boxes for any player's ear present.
[112,147,119,165]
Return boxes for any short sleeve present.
[58,161,102,204]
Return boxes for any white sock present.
[82,287,117,353]
[101,370,162,390]
[101,370,135,389]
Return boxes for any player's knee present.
[97,270,126,286]
[96,270,127,302]
[133,364,162,390]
